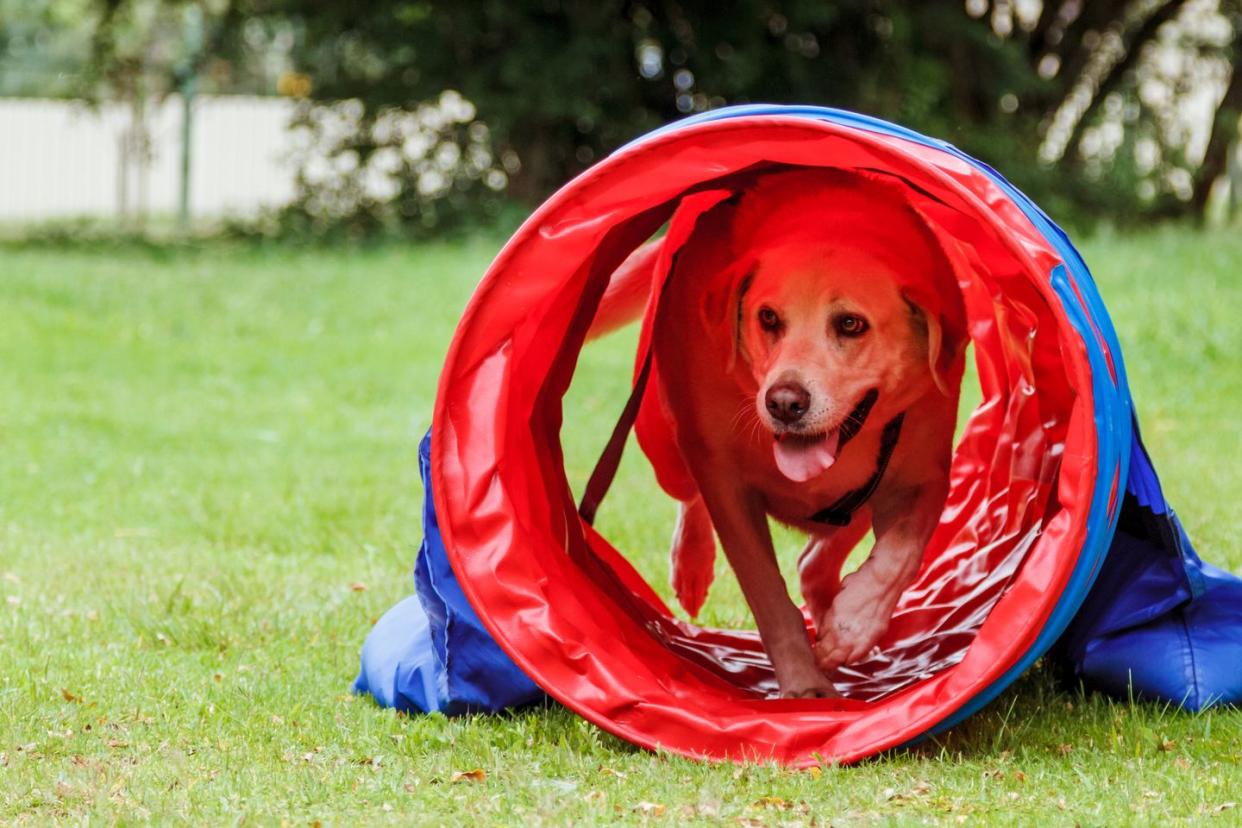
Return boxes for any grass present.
[0,227,1239,825]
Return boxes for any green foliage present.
[257,2,1050,200]
[230,0,1225,233]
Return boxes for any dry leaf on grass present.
[61,688,82,703]
[631,802,665,816]
[451,768,486,783]
[350,582,368,592]
[752,796,791,810]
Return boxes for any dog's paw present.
[781,682,837,699]
[672,556,713,619]
[670,498,716,618]
[813,591,893,671]
[776,664,838,699]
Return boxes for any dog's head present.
[701,170,966,482]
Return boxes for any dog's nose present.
[765,382,811,425]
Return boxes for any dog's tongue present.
[773,429,842,482]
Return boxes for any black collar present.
[807,411,906,527]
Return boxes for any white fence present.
[0,95,298,222]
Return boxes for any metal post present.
[178,6,204,233]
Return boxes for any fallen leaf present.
[1157,737,1177,752]
[350,582,368,592]
[451,768,486,783]
[61,688,82,703]
[1011,770,1026,783]
[584,790,606,803]
[911,781,932,795]
[106,740,128,749]
[752,796,791,809]
[1057,743,1074,756]
[1215,802,1238,813]
[599,766,627,779]
[632,802,665,816]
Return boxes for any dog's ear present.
[701,259,754,372]
[902,289,965,397]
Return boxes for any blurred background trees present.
[3,0,1240,233]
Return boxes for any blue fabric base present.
[1059,431,1242,711]
[353,431,545,715]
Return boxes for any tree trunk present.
[1060,0,1191,162]
[1191,58,1242,218]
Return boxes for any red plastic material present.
[432,117,1098,765]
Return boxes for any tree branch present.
[1061,0,1192,163]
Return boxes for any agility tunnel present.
[355,105,1242,766]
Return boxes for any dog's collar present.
[807,411,906,527]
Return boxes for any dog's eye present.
[835,314,869,337]
[758,307,782,332]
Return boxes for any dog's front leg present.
[813,481,945,671]
[703,486,834,698]
[799,507,872,630]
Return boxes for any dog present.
[591,169,966,698]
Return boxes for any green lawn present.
[1,229,1240,824]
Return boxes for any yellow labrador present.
[595,170,965,697]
